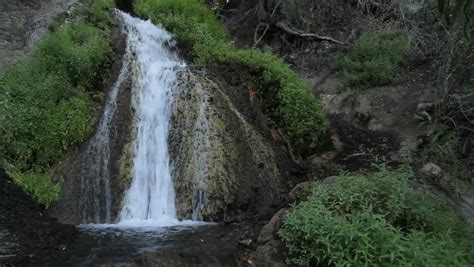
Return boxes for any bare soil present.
[0,169,77,265]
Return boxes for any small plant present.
[278,165,473,266]
[13,172,60,208]
[338,30,410,88]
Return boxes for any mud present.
[0,170,77,265]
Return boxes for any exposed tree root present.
[275,21,347,45]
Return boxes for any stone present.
[322,176,340,185]
[238,239,254,249]
[420,162,442,179]
[288,181,315,203]
[258,208,288,244]
[252,240,286,267]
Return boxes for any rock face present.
[48,29,132,224]
[169,69,288,221]
[0,0,78,72]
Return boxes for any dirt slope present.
[0,169,77,265]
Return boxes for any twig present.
[275,21,347,45]
[254,22,271,48]
[253,0,282,48]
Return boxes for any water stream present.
[116,11,185,227]
[79,24,131,224]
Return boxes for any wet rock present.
[253,240,286,267]
[288,181,315,203]
[169,69,287,221]
[420,162,442,180]
[238,239,254,249]
[142,252,202,267]
[48,30,130,224]
[251,208,288,266]
[258,208,288,244]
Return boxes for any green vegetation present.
[279,165,473,266]
[438,0,474,31]
[0,0,115,206]
[337,30,410,88]
[134,0,330,155]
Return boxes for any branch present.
[253,22,271,48]
[276,21,347,45]
[253,0,282,48]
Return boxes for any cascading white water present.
[191,88,211,221]
[80,33,130,224]
[117,11,185,226]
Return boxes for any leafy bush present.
[0,1,114,204]
[1,159,60,207]
[338,30,410,88]
[134,0,330,155]
[73,0,116,29]
[278,165,473,266]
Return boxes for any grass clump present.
[0,0,114,205]
[338,30,410,88]
[278,165,473,266]
[134,0,330,155]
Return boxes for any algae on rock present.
[169,69,286,221]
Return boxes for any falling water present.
[191,89,211,221]
[117,11,185,226]
[79,31,130,224]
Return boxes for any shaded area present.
[331,115,400,171]
[48,223,258,266]
[115,0,133,14]
[0,169,77,265]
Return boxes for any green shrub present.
[37,21,111,88]
[338,30,410,88]
[12,172,60,208]
[403,191,473,239]
[73,0,116,28]
[134,0,330,155]
[0,1,114,204]
[278,166,473,266]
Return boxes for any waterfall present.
[117,11,185,226]
[191,88,211,221]
[79,29,130,224]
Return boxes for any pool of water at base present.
[43,223,257,266]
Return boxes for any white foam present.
[115,11,185,226]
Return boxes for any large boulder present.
[169,69,288,221]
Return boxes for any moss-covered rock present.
[169,69,286,221]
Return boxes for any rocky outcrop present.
[48,29,132,224]
[169,69,289,221]
[251,208,288,267]
[0,0,78,72]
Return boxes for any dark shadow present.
[115,0,133,14]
